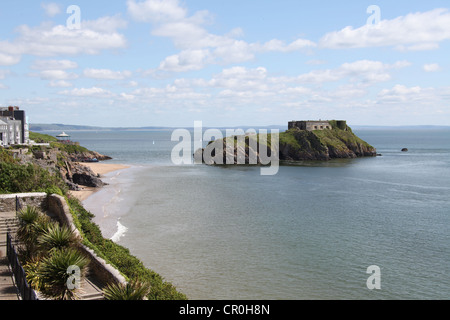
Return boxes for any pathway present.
[0,210,104,300]
[0,211,20,300]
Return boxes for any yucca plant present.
[38,223,79,253]
[17,206,41,243]
[17,206,52,259]
[103,280,151,300]
[38,248,89,300]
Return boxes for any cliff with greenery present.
[196,121,376,164]
[279,121,377,161]
[0,133,187,300]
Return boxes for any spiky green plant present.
[38,223,78,253]
[17,206,52,259]
[38,248,89,300]
[17,206,41,243]
[103,280,151,300]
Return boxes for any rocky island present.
[195,120,377,165]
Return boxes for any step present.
[0,230,18,236]
[80,292,104,300]
[0,240,20,247]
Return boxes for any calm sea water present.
[45,128,450,300]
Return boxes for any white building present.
[0,119,8,146]
[0,106,30,146]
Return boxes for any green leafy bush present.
[0,162,67,194]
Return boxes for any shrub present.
[38,248,89,300]
[103,280,151,300]
[0,162,67,195]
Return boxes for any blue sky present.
[0,0,449,127]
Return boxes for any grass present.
[29,132,59,143]
[313,127,374,151]
[29,131,91,155]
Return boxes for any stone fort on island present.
[288,120,347,131]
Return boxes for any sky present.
[0,0,449,128]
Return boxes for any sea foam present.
[111,219,128,243]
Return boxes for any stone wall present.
[0,193,47,213]
[47,194,127,286]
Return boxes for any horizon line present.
[29,123,450,131]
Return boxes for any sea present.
[43,128,450,300]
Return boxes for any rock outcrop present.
[17,146,110,191]
[194,135,273,165]
[61,161,106,189]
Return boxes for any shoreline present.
[69,162,130,201]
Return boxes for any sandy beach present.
[69,162,130,201]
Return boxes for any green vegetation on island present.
[279,121,376,161]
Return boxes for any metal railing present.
[6,232,38,300]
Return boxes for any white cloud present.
[260,38,316,53]
[58,87,115,98]
[158,49,212,72]
[209,66,270,92]
[39,70,78,80]
[319,8,450,51]
[41,3,62,17]
[127,0,187,23]
[83,68,133,80]
[378,85,434,103]
[423,63,441,72]
[0,53,21,66]
[295,60,410,84]
[0,16,127,59]
[48,80,73,88]
[129,0,316,72]
[82,15,128,33]
[32,59,78,70]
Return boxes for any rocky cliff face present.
[18,147,110,190]
[59,160,106,190]
[194,135,273,165]
[279,127,377,161]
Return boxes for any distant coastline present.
[30,123,450,132]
